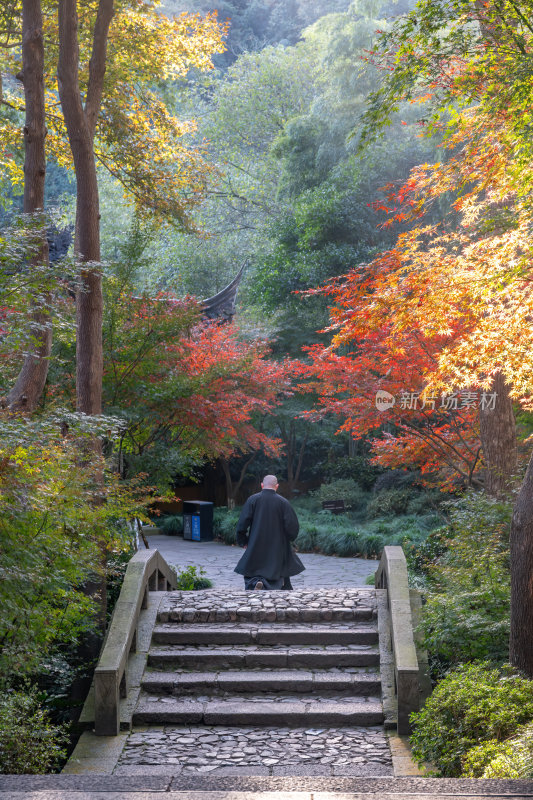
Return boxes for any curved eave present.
[201,262,246,321]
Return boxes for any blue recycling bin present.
[183,501,214,541]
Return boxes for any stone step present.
[6,774,533,796]
[158,588,377,625]
[132,694,384,726]
[147,645,380,670]
[141,669,381,696]
[151,624,378,647]
[158,605,376,624]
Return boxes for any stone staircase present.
[109,587,393,778]
[132,588,384,730]
[133,588,382,728]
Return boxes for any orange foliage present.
[165,322,295,461]
[304,52,533,485]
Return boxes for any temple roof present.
[201,262,246,323]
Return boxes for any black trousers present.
[243,576,293,590]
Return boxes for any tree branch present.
[85,0,114,137]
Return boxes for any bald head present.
[262,474,278,490]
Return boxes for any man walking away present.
[234,474,305,590]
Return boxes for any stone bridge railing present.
[94,549,177,736]
[375,545,427,735]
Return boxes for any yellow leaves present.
[0,110,24,188]
[106,8,226,85]
[2,0,226,221]
[94,5,225,220]
[96,85,216,224]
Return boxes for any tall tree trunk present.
[283,421,308,496]
[220,453,258,509]
[7,0,51,412]
[220,458,235,510]
[292,428,308,489]
[57,0,113,415]
[56,0,114,656]
[479,371,517,496]
[510,452,533,676]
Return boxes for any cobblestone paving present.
[159,588,376,624]
[117,725,393,776]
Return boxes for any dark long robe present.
[234,489,305,581]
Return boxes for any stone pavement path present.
[144,534,378,589]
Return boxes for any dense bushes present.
[213,507,240,545]
[405,492,526,777]
[0,415,145,687]
[0,415,149,775]
[158,515,183,536]
[466,722,533,778]
[311,479,367,510]
[373,469,420,492]
[175,565,213,590]
[410,663,533,777]
[408,493,511,676]
[0,688,68,774]
[366,488,412,518]
[295,521,383,558]
[324,454,382,490]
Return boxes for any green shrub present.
[312,479,368,511]
[295,524,319,551]
[374,469,419,492]
[158,515,183,536]
[411,494,511,674]
[484,746,533,778]
[0,416,144,687]
[315,528,362,557]
[325,454,382,490]
[174,565,212,590]
[366,489,413,518]
[213,507,240,545]
[358,534,385,558]
[407,490,446,516]
[421,590,510,675]
[467,722,533,778]
[0,688,68,773]
[291,495,321,513]
[462,739,511,778]
[410,662,533,776]
[368,514,435,541]
[404,526,451,577]
[416,512,445,530]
